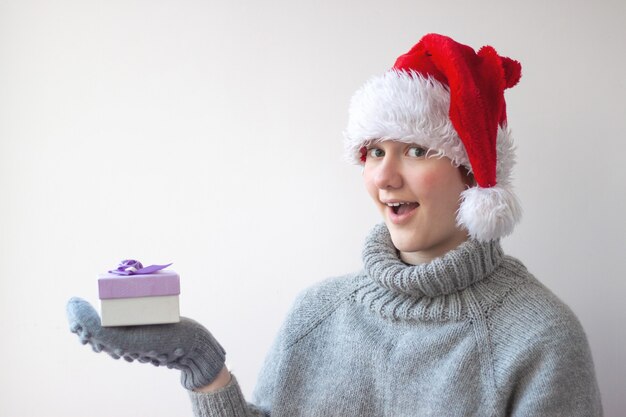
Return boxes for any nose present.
[374,157,402,189]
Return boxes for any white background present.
[1,0,625,416]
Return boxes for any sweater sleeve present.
[489,280,603,416]
[188,376,267,417]
[508,321,602,416]
[251,275,357,412]
[184,288,311,417]
[187,275,357,417]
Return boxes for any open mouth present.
[386,202,420,215]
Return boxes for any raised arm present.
[66,297,267,416]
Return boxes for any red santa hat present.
[344,33,522,242]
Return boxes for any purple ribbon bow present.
[109,259,173,276]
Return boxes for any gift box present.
[98,262,180,327]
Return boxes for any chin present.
[387,230,427,253]
[386,223,468,261]
[393,241,431,255]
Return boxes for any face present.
[363,140,470,265]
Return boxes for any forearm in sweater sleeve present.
[188,375,268,417]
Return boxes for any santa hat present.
[344,33,522,242]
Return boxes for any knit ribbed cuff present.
[188,375,252,417]
[180,329,227,390]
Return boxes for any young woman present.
[67,33,603,416]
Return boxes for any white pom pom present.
[457,185,522,241]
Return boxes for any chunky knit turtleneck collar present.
[363,223,503,297]
[353,224,525,321]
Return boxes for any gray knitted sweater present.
[189,224,602,416]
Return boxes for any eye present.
[367,148,385,158]
[407,146,427,158]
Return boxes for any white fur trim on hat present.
[344,70,469,167]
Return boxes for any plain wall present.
[1,0,625,416]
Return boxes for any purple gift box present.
[98,260,180,326]
[98,270,180,300]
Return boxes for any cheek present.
[363,168,380,203]
[412,170,444,196]
[415,169,439,189]
[415,168,465,208]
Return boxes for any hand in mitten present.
[66,297,225,390]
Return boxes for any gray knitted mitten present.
[66,297,225,390]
